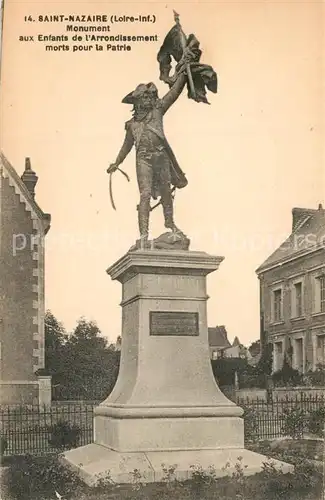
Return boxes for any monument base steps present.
[62,444,293,486]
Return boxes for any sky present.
[0,0,324,345]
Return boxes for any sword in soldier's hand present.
[107,163,130,211]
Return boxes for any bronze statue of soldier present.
[107,49,197,244]
[107,12,217,248]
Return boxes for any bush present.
[258,460,295,500]
[238,370,267,389]
[7,454,83,499]
[188,464,219,497]
[48,420,81,450]
[281,406,306,439]
[242,406,259,442]
[272,359,304,387]
[0,435,8,463]
[304,365,325,387]
[237,343,273,389]
[247,442,323,499]
[0,435,8,454]
[307,406,325,437]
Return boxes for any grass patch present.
[3,449,323,500]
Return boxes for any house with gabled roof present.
[0,153,51,404]
[208,325,231,359]
[224,337,252,360]
[256,204,325,374]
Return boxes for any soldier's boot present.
[163,203,182,234]
[138,199,150,248]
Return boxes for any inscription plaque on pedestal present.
[150,311,199,336]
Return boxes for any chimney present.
[21,157,38,199]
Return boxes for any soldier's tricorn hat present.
[122,82,158,104]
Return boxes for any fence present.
[237,393,325,441]
[1,394,324,456]
[0,404,94,456]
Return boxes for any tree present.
[256,342,273,376]
[59,317,120,400]
[45,309,67,347]
[41,313,120,401]
[234,342,273,389]
[35,310,67,378]
[248,340,261,357]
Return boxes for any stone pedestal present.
[62,249,292,485]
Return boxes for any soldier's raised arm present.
[160,45,198,114]
[160,72,187,114]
